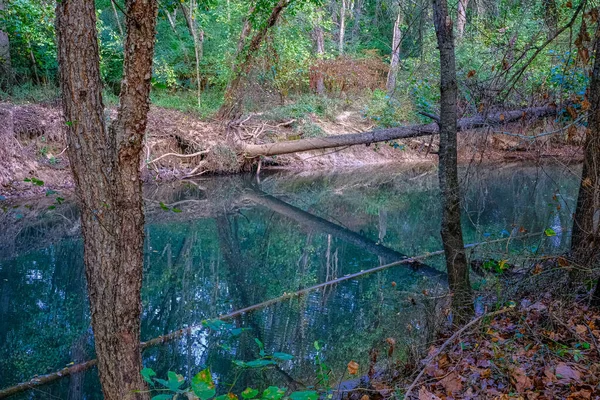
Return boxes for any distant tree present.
[0,0,12,89]
[56,0,158,398]
[432,0,473,322]
[386,10,402,95]
[456,0,468,38]
[572,17,600,306]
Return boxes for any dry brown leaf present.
[438,353,450,369]
[359,395,369,400]
[347,360,359,375]
[575,325,587,335]
[555,363,582,384]
[568,389,592,400]
[512,367,533,393]
[439,371,463,395]
[418,387,441,400]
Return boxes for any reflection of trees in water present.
[0,163,581,397]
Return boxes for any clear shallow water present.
[0,162,580,398]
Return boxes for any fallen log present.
[241,106,557,157]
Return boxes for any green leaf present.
[273,352,294,361]
[544,228,557,237]
[202,319,227,331]
[172,207,182,213]
[151,395,173,400]
[245,359,277,368]
[233,360,247,368]
[141,367,156,386]
[289,391,318,400]
[314,341,320,351]
[241,388,259,399]
[191,368,216,400]
[215,394,238,400]
[261,386,286,400]
[159,202,170,211]
[47,205,56,210]
[23,178,31,182]
[166,371,185,391]
[45,189,57,196]
[254,338,265,356]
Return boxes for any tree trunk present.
[432,0,473,323]
[180,0,203,106]
[386,12,402,95]
[572,22,600,306]
[351,0,363,43]
[338,0,346,55]
[0,0,12,90]
[542,0,558,40]
[56,0,158,399]
[217,0,289,120]
[241,105,557,157]
[456,0,469,38]
[110,0,124,36]
[313,14,326,95]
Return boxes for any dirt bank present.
[0,101,583,198]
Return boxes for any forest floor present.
[352,260,600,400]
[0,100,584,198]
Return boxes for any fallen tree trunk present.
[241,106,557,157]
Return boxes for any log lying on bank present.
[241,106,558,157]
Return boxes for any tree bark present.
[56,0,158,399]
[338,0,346,55]
[432,0,473,322]
[572,22,600,306]
[456,0,469,38]
[241,105,557,157]
[386,12,402,95]
[0,0,12,90]
[217,0,289,120]
[313,14,326,95]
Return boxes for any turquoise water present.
[0,162,579,398]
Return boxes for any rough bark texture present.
[572,24,600,306]
[456,0,469,38]
[217,0,289,120]
[432,0,473,322]
[56,0,158,398]
[0,0,12,89]
[386,12,402,95]
[241,105,557,157]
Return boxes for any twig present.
[418,111,440,122]
[403,308,511,399]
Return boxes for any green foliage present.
[362,89,413,128]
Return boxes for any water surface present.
[0,162,579,398]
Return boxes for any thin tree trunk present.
[56,0,158,399]
[180,0,203,106]
[0,0,12,90]
[110,0,124,36]
[313,14,326,95]
[456,0,469,38]
[432,0,473,323]
[165,9,178,32]
[217,0,289,120]
[351,0,363,43]
[542,0,558,40]
[386,12,402,95]
[338,0,346,55]
[572,22,600,306]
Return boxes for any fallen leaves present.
[395,298,600,399]
[347,360,359,375]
